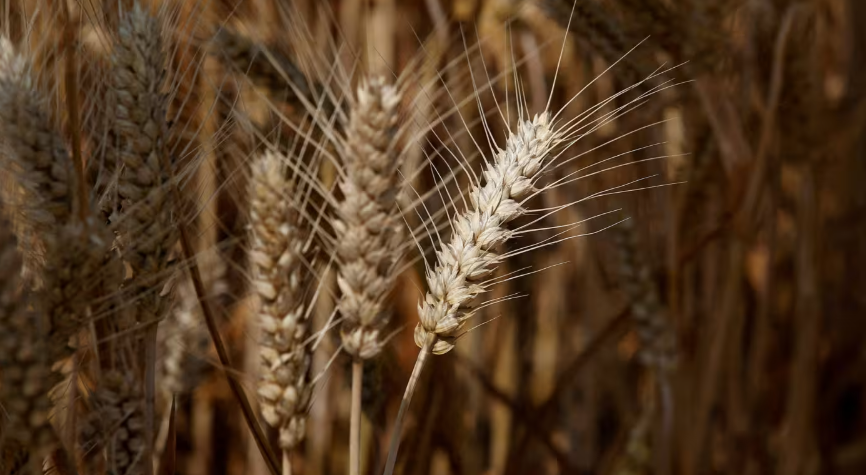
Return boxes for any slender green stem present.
[350,359,364,475]
[382,334,435,475]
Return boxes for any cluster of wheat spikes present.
[0,1,692,475]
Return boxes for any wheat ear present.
[334,77,403,475]
[109,5,176,474]
[112,2,176,284]
[383,113,561,475]
[0,37,72,239]
[611,217,677,474]
[249,150,312,471]
[79,370,146,475]
[0,215,61,473]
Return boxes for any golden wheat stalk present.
[334,76,404,475]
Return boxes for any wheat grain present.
[336,77,403,360]
[249,150,312,454]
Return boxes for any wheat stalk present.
[107,5,176,474]
[334,76,404,475]
[249,150,312,473]
[382,112,562,475]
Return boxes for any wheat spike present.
[336,77,403,360]
[415,113,560,355]
[79,370,146,475]
[249,150,312,452]
[41,218,118,360]
[0,37,72,235]
[0,215,61,471]
[611,218,677,373]
[112,2,176,282]
[161,280,212,396]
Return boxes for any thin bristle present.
[336,77,403,360]
[249,150,312,453]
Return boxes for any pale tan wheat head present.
[336,76,404,360]
[249,150,312,451]
[415,113,560,355]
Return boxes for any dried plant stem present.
[349,359,363,475]
[282,451,292,475]
[177,222,281,475]
[382,333,434,475]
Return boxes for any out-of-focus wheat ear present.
[610,218,677,373]
[0,37,73,240]
[610,217,676,475]
[334,77,404,475]
[610,404,654,475]
[110,6,177,475]
[160,280,211,398]
[78,370,146,475]
[249,150,312,472]
[112,2,177,282]
[0,215,65,474]
[336,77,404,360]
[211,28,315,105]
[40,217,119,359]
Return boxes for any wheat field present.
[0,1,863,475]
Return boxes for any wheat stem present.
[382,333,435,475]
[177,221,282,475]
[282,450,292,475]
[349,359,363,475]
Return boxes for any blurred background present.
[6,0,865,474]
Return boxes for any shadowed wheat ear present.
[334,76,404,475]
[611,216,677,474]
[249,150,313,474]
[107,4,176,475]
[0,214,64,474]
[0,37,72,248]
[112,2,176,284]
